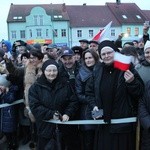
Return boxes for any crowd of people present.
[0,23,150,150]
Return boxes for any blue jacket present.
[0,85,18,133]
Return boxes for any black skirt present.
[94,125,136,150]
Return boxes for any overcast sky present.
[0,0,149,40]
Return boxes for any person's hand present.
[62,114,69,122]
[124,70,134,83]
[3,53,9,61]
[93,106,99,111]
[53,112,60,120]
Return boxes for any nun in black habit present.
[85,40,144,150]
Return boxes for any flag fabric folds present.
[92,21,112,42]
[114,52,132,71]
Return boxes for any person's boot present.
[21,125,31,145]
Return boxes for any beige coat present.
[24,61,42,122]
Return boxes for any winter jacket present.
[135,60,150,85]
[75,65,95,130]
[0,85,18,133]
[85,63,144,133]
[139,80,150,150]
[28,74,79,138]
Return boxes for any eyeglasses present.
[101,51,114,57]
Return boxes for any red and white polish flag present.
[92,21,112,42]
[114,52,132,71]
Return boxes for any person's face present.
[144,48,150,63]
[16,46,26,54]
[84,52,95,67]
[133,42,138,48]
[74,53,81,61]
[22,56,29,65]
[138,41,144,48]
[2,44,7,52]
[44,65,58,82]
[61,55,75,69]
[29,54,42,66]
[89,43,99,51]
[46,48,58,59]
[80,42,88,50]
[100,47,115,65]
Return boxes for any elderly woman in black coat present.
[139,80,150,150]
[85,40,144,150]
[28,59,79,150]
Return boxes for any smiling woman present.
[42,59,59,82]
[28,59,79,150]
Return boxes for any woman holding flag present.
[85,40,144,150]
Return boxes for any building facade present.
[7,3,150,47]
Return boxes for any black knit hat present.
[42,59,59,73]
[98,40,119,54]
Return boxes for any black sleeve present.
[139,82,150,129]
[85,76,96,109]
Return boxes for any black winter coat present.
[85,63,144,133]
[28,74,79,138]
[139,80,150,150]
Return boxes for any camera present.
[91,109,103,119]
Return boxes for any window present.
[20,30,25,38]
[111,29,115,36]
[29,29,32,38]
[77,30,82,37]
[36,29,42,37]
[53,29,58,37]
[127,27,131,36]
[61,29,66,37]
[11,31,16,39]
[34,15,38,25]
[122,15,127,19]
[89,30,93,37]
[135,27,139,36]
[46,29,49,37]
[39,15,43,25]
[136,15,141,19]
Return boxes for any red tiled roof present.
[106,3,147,24]
[142,10,150,21]
[66,5,120,27]
[7,3,148,27]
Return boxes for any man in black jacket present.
[59,48,81,150]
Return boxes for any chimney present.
[116,0,121,5]
[62,3,66,12]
